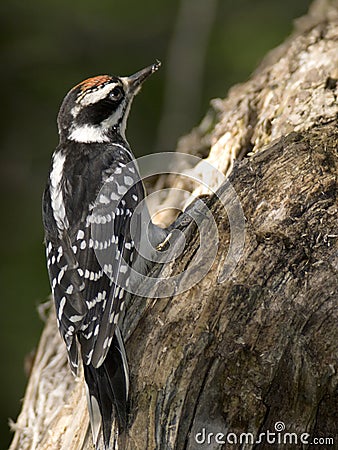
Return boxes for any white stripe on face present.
[79,83,120,106]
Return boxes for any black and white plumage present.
[42,61,164,449]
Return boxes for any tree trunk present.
[9,1,338,449]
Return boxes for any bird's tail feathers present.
[83,327,129,449]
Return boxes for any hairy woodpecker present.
[42,61,166,449]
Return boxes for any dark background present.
[0,0,312,447]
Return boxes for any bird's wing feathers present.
[46,152,145,371]
[80,160,144,367]
[45,233,87,374]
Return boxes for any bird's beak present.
[126,60,161,94]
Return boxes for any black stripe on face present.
[76,97,123,126]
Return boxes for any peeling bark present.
[9,1,338,449]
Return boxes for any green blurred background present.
[1,0,312,447]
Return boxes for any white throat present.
[68,124,110,143]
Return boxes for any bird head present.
[57,60,161,144]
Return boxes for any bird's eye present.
[110,86,124,101]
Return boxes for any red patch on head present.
[74,75,112,92]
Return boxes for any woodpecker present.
[42,61,165,449]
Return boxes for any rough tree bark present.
[9,1,338,449]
